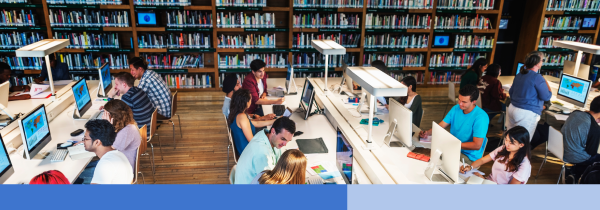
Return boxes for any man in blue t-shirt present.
[419,84,490,164]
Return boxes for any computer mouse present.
[563,110,571,114]
[60,142,72,147]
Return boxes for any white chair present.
[535,126,570,184]
[229,165,236,184]
[225,114,239,176]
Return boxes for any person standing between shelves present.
[479,64,507,122]
[222,73,275,120]
[507,51,552,139]
[419,85,489,164]
[34,54,71,84]
[241,59,284,116]
[0,62,31,100]
[228,89,276,157]
[460,58,488,90]
[128,57,172,118]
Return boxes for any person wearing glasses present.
[506,51,552,139]
[83,119,133,184]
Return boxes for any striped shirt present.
[138,70,172,118]
[121,87,154,137]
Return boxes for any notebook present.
[296,137,328,154]
[67,144,96,160]
[466,175,497,185]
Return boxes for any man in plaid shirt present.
[129,57,172,118]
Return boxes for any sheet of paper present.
[554,114,569,121]
[420,136,432,143]
[460,168,485,178]
[30,84,49,95]
[502,84,511,91]
[43,80,73,86]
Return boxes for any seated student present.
[29,170,70,184]
[234,117,296,184]
[241,59,284,116]
[398,76,423,127]
[228,89,276,157]
[561,96,600,179]
[0,62,31,100]
[83,119,133,184]
[107,72,154,137]
[479,64,507,121]
[251,149,307,184]
[419,85,490,164]
[222,73,274,120]
[460,58,488,89]
[34,54,71,83]
[460,126,531,184]
[102,99,142,170]
[129,57,172,118]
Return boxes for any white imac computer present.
[299,78,316,120]
[424,122,462,184]
[557,73,592,108]
[563,60,590,79]
[285,63,298,95]
[0,133,15,183]
[18,104,52,160]
[0,81,16,123]
[383,98,414,150]
[71,78,100,120]
[98,63,112,98]
[336,127,355,184]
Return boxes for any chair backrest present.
[150,109,158,138]
[171,91,178,116]
[133,125,147,184]
[229,127,238,163]
[476,91,483,107]
[548,126,565,161]
[229,165,236,184]
[132,147,140,184]
[448,82,456,103]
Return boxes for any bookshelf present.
[5,0,505,91]
[513,0,600,78]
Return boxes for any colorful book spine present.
[364,34,428,48]
[53,32,120,49]
[543,53,585,66]
[363,53,425,67]
[48,0,123,5]
[216,0,266,7]
[56,53,129,70]
[48,9,129,27]
[217,33,276,48]
[436,0,495,10]
[453,34,493,48]
[294,0,364,8]
[429,71,462,84]
[366,0,432,9]
[217,12,275,28]
[293,32,360,48]
[433,14,492,29]
[138,33,212,49]
[141,53,205,69]
[133,0,190,6]
[538,35,592,48]
[0,56,44,70]
[429,52,487,67]
[546,0,600,11]
[161,74,212,89]
[542,16,582,30]
[166,10,213,28]
[0,9,36,26]
[293,13,361,29]
[365,13,431,29]
[218,53,288,68]
[292,52,357,67]
[0,32,45,49]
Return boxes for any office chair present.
[158,91,182,149]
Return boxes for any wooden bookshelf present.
[513,0,600,77]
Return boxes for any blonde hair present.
[258,149,307,184]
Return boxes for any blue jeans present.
[482,103,506,122]
[74,160,99,184]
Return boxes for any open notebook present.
[466,175,497,184]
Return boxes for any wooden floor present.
[138,87,565,184]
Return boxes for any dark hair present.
[48,54,56,61]
[590,96,600,113]
[459,84,479,102]
[522,51,543,74]
[401,76,417,92]
[250,59,266,72]
[0,62,10,74]
[84,119,117,147]
[114,72,135,87]
[129,57,148,70]
[463,58,487,81]
[222,74,239,94]
[270,117,296,135]
[485,64,501,77]
[370,60,388,72]
[495,126,531,173]
[228,89,251,125]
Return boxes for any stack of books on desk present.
[293,13,361,29]
[365,13,431,29]
[217,12,275,28]
[0,32,45,49]
[218,53,288,69]
[364,34,428,48]
[454,34,494,49]
[429,52,486,67]
[57,53,129,70]
[293,0,364,8]
[54,32,121,49]
[293,32,360,48]
[546,0,600,11]
[538,35,592,49]
[133,0,190,6]
[0,56,44,70]
[436,0,495,10]
[216,0,266,7]
[434,15,492,29]
[141,53,205,69]
[364,53,425,67]
[138,33,212,49]
[49,9,130,27]
[366,0,432,9]
[542,16,582,30]
[162,74,212,89]
[48,0,123,4]
[430,71,462,84]
[217,33,276,48]
[0,10,37,26]
[292,52,356,68]
[166,11,213,28]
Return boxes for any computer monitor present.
[582,16,597,30]
[557,73,592,108]
[432,34,451,48]
[515,62,524,75]
[336,127,354,184]
[0,133,15,183]
[563,60,590,79]
[136,11,157,26]
[98,62,112,97]
[0,81,15,121]
[299,78,316,120]
[425,122,462,184]
[71,78,92,119]
[383,98,414,149]
[18,104,52,160]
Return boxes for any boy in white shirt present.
[83,119,134,184]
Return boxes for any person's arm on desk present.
[10,85,30,92]
[253,114,275,121]
[256,97,285,105]
[8,94,30,101]
[459,154,492,174]
[419,121,449,138]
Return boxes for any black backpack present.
[579,162,600,184]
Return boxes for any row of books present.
[543,53,576,66]
[430,71,461,84]
[388,71,425,84]
[433,15,492,29]
[429,52,487,67]
[293,0,364,8]
[138,33,211,49]
[539,69,562,77]
[454,35,494,49]
[72,75,97,82]
[364,34,428,48]
[542,16,583,30]
[546,0,600,11]
[49,9,129,27]
[366,0,433,9]
[219,73,245,87]
[218,53,288,68]
[141,53,205,69]
[134,0,191,6]
[161,74,212,89]
[7,75,34,87]
[0,10,37,27]
[292,52,357,68]
[54,32,121,49]
[293,33,360,48]
[363,53,425,67]
[293,13,361,29]
[217,33,276,48]
[538,35,592,48]
[166,11,213,28]
[215,0,266,7]
[48,0,122,5]
[56,53,130,70]
[0,56,44,70]
[436,0,495,10]
[217,12,275,28]
[0,0,30,3]
[365,14,431,29]
[0,32,45,49]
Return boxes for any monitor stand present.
[384,119,416,150]
[72,107,97,120]
[334,77,346,94]
[22,149,50,160]
[424,149,454,184]
[95,86,108,98]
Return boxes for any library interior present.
[1,0,600,185]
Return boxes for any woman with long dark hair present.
[228,89,275,157]
[460,126,532,184]
[397,76,423,127]
[460,57,488,89]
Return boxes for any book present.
[293,32,360,48]
[430,71,463,84]
[53,32,120,49]
[48,0,122,5]
[138,33,211,49]
[160,73,212,89]
[466,174,497,184]
[67,144,96,160]
[542,16,582,30]
[436,0,495,10]
[218,53,288,69]
[539,35,592,49]
[141,53,204,69]
[365,13,431,29]
[166,10,212,28]
[216,0,266,7]
[367,0,432,9]
[292,52,356,68]
[57,53,129,70]
[217,12,275,28]
[363,53,425,67]
[365,34,428,48]
[294,0,364,8]
[217,33,276,48]
[133,0,190,6]
[293,13,360,29]
[0,9,36,26]
[454,34,494,49]
[546,0,600,11]
[0,56,43,70]
[429,52,487,67]
[434,14,492,29]
[0,32,45,49]
[49,9,129,27]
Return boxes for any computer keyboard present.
[51,149,68,163]
[307,176,324,185]
[91,110,104,120]
[551,104,571,112]
[273,105,286,116]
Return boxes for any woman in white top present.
[460,126,532,184]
